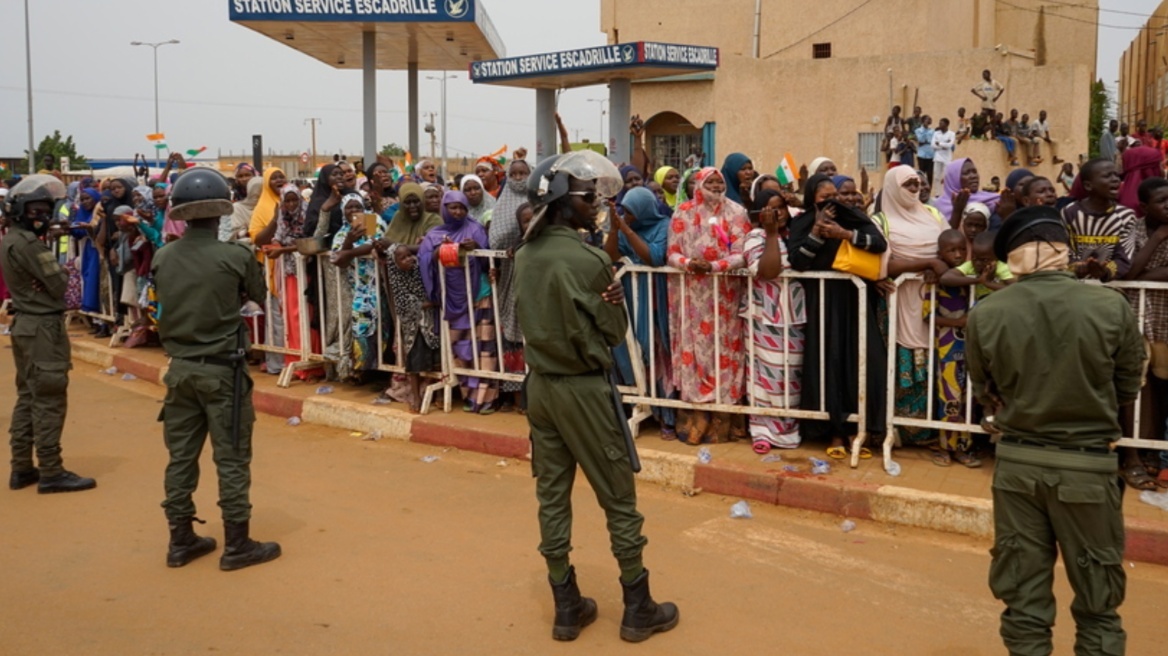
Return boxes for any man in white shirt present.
[971,69,1005,116]
[931,117,957,197]
[1032,110,1063,164]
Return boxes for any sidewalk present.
[55,329,1168,566]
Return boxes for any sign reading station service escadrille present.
[229,0,475,21]
[469,42,719,83]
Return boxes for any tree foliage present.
[21,130,89,172]
[1088,79,1111,160]
[379,142,406,157]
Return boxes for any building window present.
[651,133,703,171]
[858,132,882,171]
[812,43,832,59]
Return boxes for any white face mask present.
[1007,241,1069,277]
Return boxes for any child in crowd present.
[983,176,1001,193]
[940,231,1014,300]
[1019,176,1058,208]
[1058,162,1076,195]
[386,243,441,414]
[960,202,990,250]
[110,206,142,326]
[1123,177,1168,489]
[1061,158,1138,282]
[926,229,980,468]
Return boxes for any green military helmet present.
[3,174,67,221]
[168,168,234,221]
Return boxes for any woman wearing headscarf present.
[653,166,681,210]
[933,158,1001,227]
[383,182,442,248]
[365,161,398,220]
[306,164,343,239]
[742,189,806,452]
[250,168,291,375]
[330,193,387,381]
[488,158,532,404]
[874,166,950,448]
[788,173,889,459]
[249,168,286,242]
[95,176,137,328]
[419,191,498,414]
[808,157,838,178]
[70,188,104,315]
[604,187,677,438]
[677,166,701,205]
[268,183,322,379]
[225,177,262,243]
[719,152,755,207]
[613,164,644,209]
[232,163,257,202]
[422,183,444,216]
[460,174,496,224]
[666,167,751,444]
[1118,145,1164,215]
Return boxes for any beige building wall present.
[1118,0,1168,127]
[603,0,1096,189]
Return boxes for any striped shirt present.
[1060,201,1138,281]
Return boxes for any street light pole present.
[131,39,180,170]
[427,72,457,181]
[24,0,34,174]
[587,98,609,149]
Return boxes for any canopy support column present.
[535,88,557,164]
[608,78,631,164]
[363,31,377,166]
[408,62,420,158]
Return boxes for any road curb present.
[66,338,1168,566]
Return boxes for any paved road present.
[2,354,1167,655]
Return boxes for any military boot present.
[167,518,217,568]
[37,470,96,494]
[9,469,39,490]
[619,569,679,643]
[219,521,281,571]
[549,566,598,641]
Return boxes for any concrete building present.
[602,0,1097,187]
[1118,2,1168,127]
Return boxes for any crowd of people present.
[0,113,1165,486]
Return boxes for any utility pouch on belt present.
[229,324,247,451]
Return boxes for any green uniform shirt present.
[152,225,266,358]
[515,225,627,375]
[0,226,68,315]
[966,271,1146,448]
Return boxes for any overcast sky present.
[0,0,1159,162]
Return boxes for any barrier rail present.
[246,253,332,388]
[63,235,122,346]
[612,264,874,467]
[883,273,1168,466]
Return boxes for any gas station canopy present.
[468,42,718,89]
[228,0,505,70]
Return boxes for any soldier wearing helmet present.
[516,151,679,643]
[151,168,280,571]
[2,175,96,494]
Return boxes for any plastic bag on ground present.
[1139,489,1168,511]
[729,500,753,519]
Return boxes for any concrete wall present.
[1118,0,1168,126]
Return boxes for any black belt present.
[999,436,1112,455]
[12,310,64,316]
[174,355,238,368]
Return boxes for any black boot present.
[219,520,281,571]
[37,470,97,494]
[619,569,679,643]
[9,469,39,490]
[167,518,217,568]
[549,566,598,641]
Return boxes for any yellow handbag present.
[832,239,882,281]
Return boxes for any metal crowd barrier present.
[883,273,1168,463]
[613,264,873,467]
[247,253,333,388]
[63,234,123,346]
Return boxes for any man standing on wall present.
[931,118,957,197]
[972,69,1005,117]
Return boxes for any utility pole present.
[304,118,322,170]
[130,39,180,169]
[24,0,34,174]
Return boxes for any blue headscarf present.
[720,152,752,205]
[417,190,489,335]
[617,187,670,266]
[831,174,854,189]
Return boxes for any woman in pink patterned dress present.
[666,167,751,444]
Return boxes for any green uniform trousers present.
[159,358,256,523]
[8,314,70,476]
[990,445,1127,656]
[527,371,647,574]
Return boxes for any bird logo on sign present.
[446,0,469,19]
[472,62,482,78]
[621,45,636,64]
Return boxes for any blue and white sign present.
[469,41,718,83]
[229,0,475,22]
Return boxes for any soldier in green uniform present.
[152,169,281,571]
[966,205,1146,656]
[2,175,96,494]
[516,151,679,643]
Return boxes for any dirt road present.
[2,355,1167,655]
